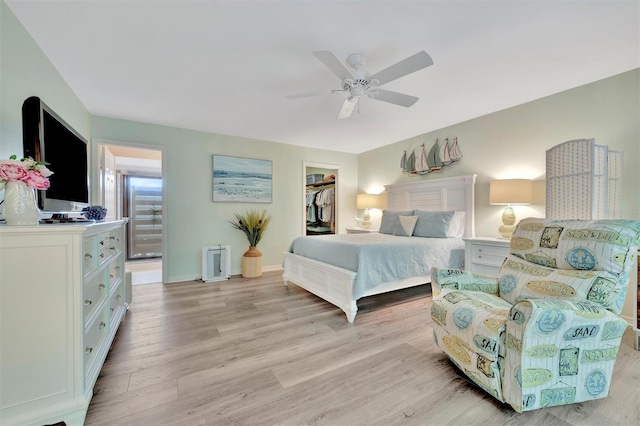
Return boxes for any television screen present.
[22,97,89,212]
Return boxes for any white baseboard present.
[168,265,283,284]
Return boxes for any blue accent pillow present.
[379,210,414,234]
[413,210,455,238]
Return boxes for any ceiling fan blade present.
[369,51,433,86]
[313,51,355,82]
[368,89,419,107]
[337,97,358,119]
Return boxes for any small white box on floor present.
[202,245,231,282]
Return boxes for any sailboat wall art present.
[400,137,462,175]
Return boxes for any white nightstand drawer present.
[471,245,507,267]
[464,237,510,276]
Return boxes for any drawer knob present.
[110,236,116,240]
[99,283,106,290]
[99,253,105,259]
[116,266,121,271]
[84,253,93,260]
[110,274,114,279]
[110,307,114,313]
[85,299,92,306]
[99,240,104,246]
[85,346,93,355]
[110,247,116,251]
[478,255,482,259]
[99,322,106,329]
[116,294,121,300]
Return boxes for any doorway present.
[303,162,340,235]
[96,142,165,285]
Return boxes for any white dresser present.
[0,220,128,425]
[463,237,510,276]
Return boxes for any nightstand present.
[463,237,510,276]
[346,228,379,234]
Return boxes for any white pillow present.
[394,215,419,237]
[445,211,466,238]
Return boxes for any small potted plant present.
[229,209,271,278]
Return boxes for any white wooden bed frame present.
[283,174,477,322]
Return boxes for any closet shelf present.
[306,179,335,188]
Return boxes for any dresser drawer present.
[108,253,124,291]
[83,235,99,277]
[109,285,126,328]
[83,269,108,322]
[84,306,109,386]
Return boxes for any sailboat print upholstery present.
[430,218,640,412]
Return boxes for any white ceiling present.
[7,0,639,154]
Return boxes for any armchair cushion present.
[510,218,640,276]
[431,267,499,298]
[498,254,624,313]
[503,298,628,412]
[432,288,513,402]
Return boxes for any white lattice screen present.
[546,139,623,219]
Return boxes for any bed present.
[282,174,477,322]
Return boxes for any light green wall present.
[0,0,90,159]
[90,116,358,281]
[358,69,640,237]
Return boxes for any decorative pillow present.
[510,218,640,275]
[412,210,454,238]
[393,215,419,237]
[446,211,467,238]
[379,210,414,234]
[497,253,624,314]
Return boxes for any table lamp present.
[489,179,532,239]
[356,193,386,229]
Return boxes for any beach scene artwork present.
[213,155,272,203]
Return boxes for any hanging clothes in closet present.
[305,183,335,235]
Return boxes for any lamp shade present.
[489,179,532,205]
[356,193,386,209]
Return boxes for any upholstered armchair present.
[430,218,640,412]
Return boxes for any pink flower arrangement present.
[0,155,53,190]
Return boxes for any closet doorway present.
[95,141,166,285]
[303,162,339,236]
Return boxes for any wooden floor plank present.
[85,271,640,425]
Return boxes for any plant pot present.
[2,181,41,225]
[241,246,262,278]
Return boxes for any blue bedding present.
[288,233,465,299]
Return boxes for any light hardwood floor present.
[86,272,640,425]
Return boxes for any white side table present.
[463,237,510,276]
[346,228,379,234]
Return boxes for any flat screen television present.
[22,96,89,212]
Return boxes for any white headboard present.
[384,174,477,238]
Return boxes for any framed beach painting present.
[212,155,273,203]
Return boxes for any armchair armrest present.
[430,267,499,298]
[503,298,627,412]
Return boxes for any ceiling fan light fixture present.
[311,50,433,119]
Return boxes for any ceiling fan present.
[312,50,433,119]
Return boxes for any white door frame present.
[302,161,340,235]
[92,138,168,284]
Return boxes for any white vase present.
[3,181,41,225]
